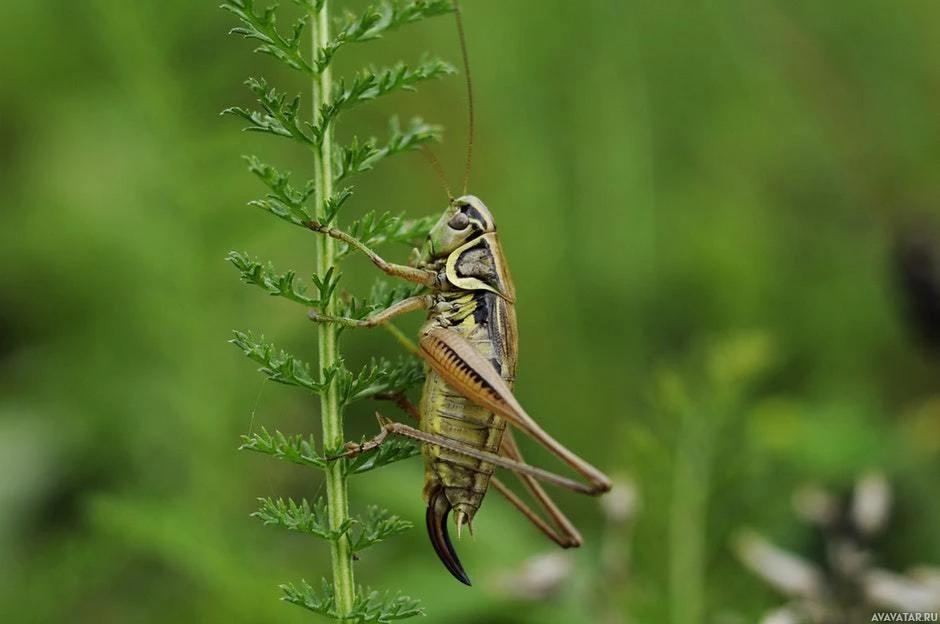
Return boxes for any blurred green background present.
[2,0,940,622]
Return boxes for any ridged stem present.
[310,1,356,620]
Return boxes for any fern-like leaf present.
[349,506,413,552]
[281,579,336,617]
[347,437,420,475]
[336,355,425,405]
[311,59,455,142]
[282,579,425,623]
[243,156,314,227]
[222,0,313,73]
[323,186,355,224]
[334,117,442,182]
[313,1,454,73]
[339,212,436,260]
[228,252,319,306]
[231,330,333,392]
[240,426,326,468]
[224,77,315,146]
[352,587,425,622]
[253,497,351,540]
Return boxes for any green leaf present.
[349,506,413,552]
[243,156,314,227]
[352,586,425,622]
[334,117,443,182]
[222,0,313,73]
[253,497,351,540]
[281,579,335,617]
[333,137,376,183]
[313,1,454,74]
[312,59,455,141]
[282,579,425,622]
[310,266,342,305]
[339,212,436,260]
[240,426,326,468]
[224,77,315,146]
[227,252,319,306]
[231,330,331,393]
[335,354,425,405]
[348,437,420,475]
[378,0,454,31]
[312,8,384,73]
[323,186,354,223]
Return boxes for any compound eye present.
[448,211,470,230]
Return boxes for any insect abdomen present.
[420,368,507,516]
[420,292,511,517]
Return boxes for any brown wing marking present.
[419,326,612,493]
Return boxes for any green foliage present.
[334,117,442,183]
[224,0,453,77]
[222,0,454,619]
[281,579,339,618]
[223,0,314,73]
[224,66,453,150]
[281,580,337,619]
[347,437,420,475]
[348,506,413,552]
[312,60,454,142]
[335,356,425,404]
[230,330,335,393]
[340,211,435,258]
[254,497,349,539]
[228,252,321,306]
[243,155,316,226]
[230,326,424,405]
[281,579,424,623]
[240,427,327,468]
[224,77,316,145]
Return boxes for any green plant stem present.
[310,1,356,620]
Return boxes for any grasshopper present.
[307,2,611,586]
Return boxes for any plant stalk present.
[310,1,356,619]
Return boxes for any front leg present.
[307,221,438,287]
[308,295,431,328]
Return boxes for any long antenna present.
[420,144,454,202]
[453,0,474,195]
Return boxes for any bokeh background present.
[2,0,940,622]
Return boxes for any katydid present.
[307,1,611,586]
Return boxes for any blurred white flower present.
[600,474,638,525]
[734,529,825,600]
[736,473,940,622]
[852,471,891,537]
[490,552,573,601]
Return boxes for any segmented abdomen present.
[419,291,515,521]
